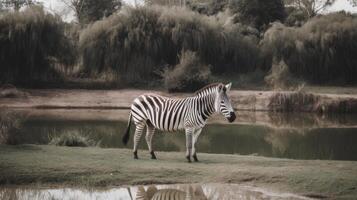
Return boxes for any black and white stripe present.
[122,83,236,162]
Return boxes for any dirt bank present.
[0,145,356,199]
[1,88,357,113]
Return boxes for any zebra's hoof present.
[186,156,191,163]
[193,154,199,162]
[133,151,138,159]
[150,151,157,159]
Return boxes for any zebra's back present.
[131,94,188,131]
[151,189,186,200]
[135,186,207,200]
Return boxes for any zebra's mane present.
[194,83,224,95]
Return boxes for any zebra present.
[135,185,207,200]
[122,82,236,162]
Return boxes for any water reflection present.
[1,108,357,160]
[136,185,207,200]
[0,184,311,200]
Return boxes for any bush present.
[0,111,22,145]
[262,12,357,84]
[163,51,211,92]
[79,6,261,85]
[264,59,304,90]
[0,6,76,85]
[0,84,28,98]
[49,131,97,147]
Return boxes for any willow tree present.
[262,12,357,84]
[79,6,261,84]
[0,6,76,84]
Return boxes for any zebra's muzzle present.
[227,112,236,123]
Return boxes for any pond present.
[1,108,357,161]
[0,183,311,200]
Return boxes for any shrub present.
[0,6,76,85]
[262,12,357,84]
[0,111,22,145]
[163,51,211,92]
[264,59,304,90]
[0,84,28,98]
[49,131,97,147]
[79,6,261,85]
[268,91,319,112]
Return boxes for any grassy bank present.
[0,145,356,199]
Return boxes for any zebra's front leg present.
[185,128,194,163]
[192,128,202,162]
[133,123,145,159]
[145,125,156,159]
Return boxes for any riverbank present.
[4,108,357,130]
[0,145,356,199]
[1,87,357,113]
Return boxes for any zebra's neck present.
[194,90,217,121]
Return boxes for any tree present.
[348,0,357,7]
[1,0,38,11]
[284,0,336,18]
[61,0,121,24]
[188,0,229,15]
[230,0,286,30]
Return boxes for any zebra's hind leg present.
[145,124,156,159]
[133,123,145,159]
[185,128,194,163]
[192,128,202,162]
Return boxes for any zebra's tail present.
[122,112,132,145]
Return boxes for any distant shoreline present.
[1,88,357,113]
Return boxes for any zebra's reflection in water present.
[135,185,207,200]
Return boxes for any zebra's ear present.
[218,84,223,92]
[225,83,232,92]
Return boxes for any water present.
[1,108,357,161]
[0,183,312,200]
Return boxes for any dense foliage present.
[189,0,228,15]
[229,0,286,29]
[1,2,357,90]
[163,51,211,92]
[262,12,357,84]
[72,0,122,24]
[0,6,75,85]
[79,6,261,85]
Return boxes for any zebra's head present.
[216,83,236,123]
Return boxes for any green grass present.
[0,145,356,199]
